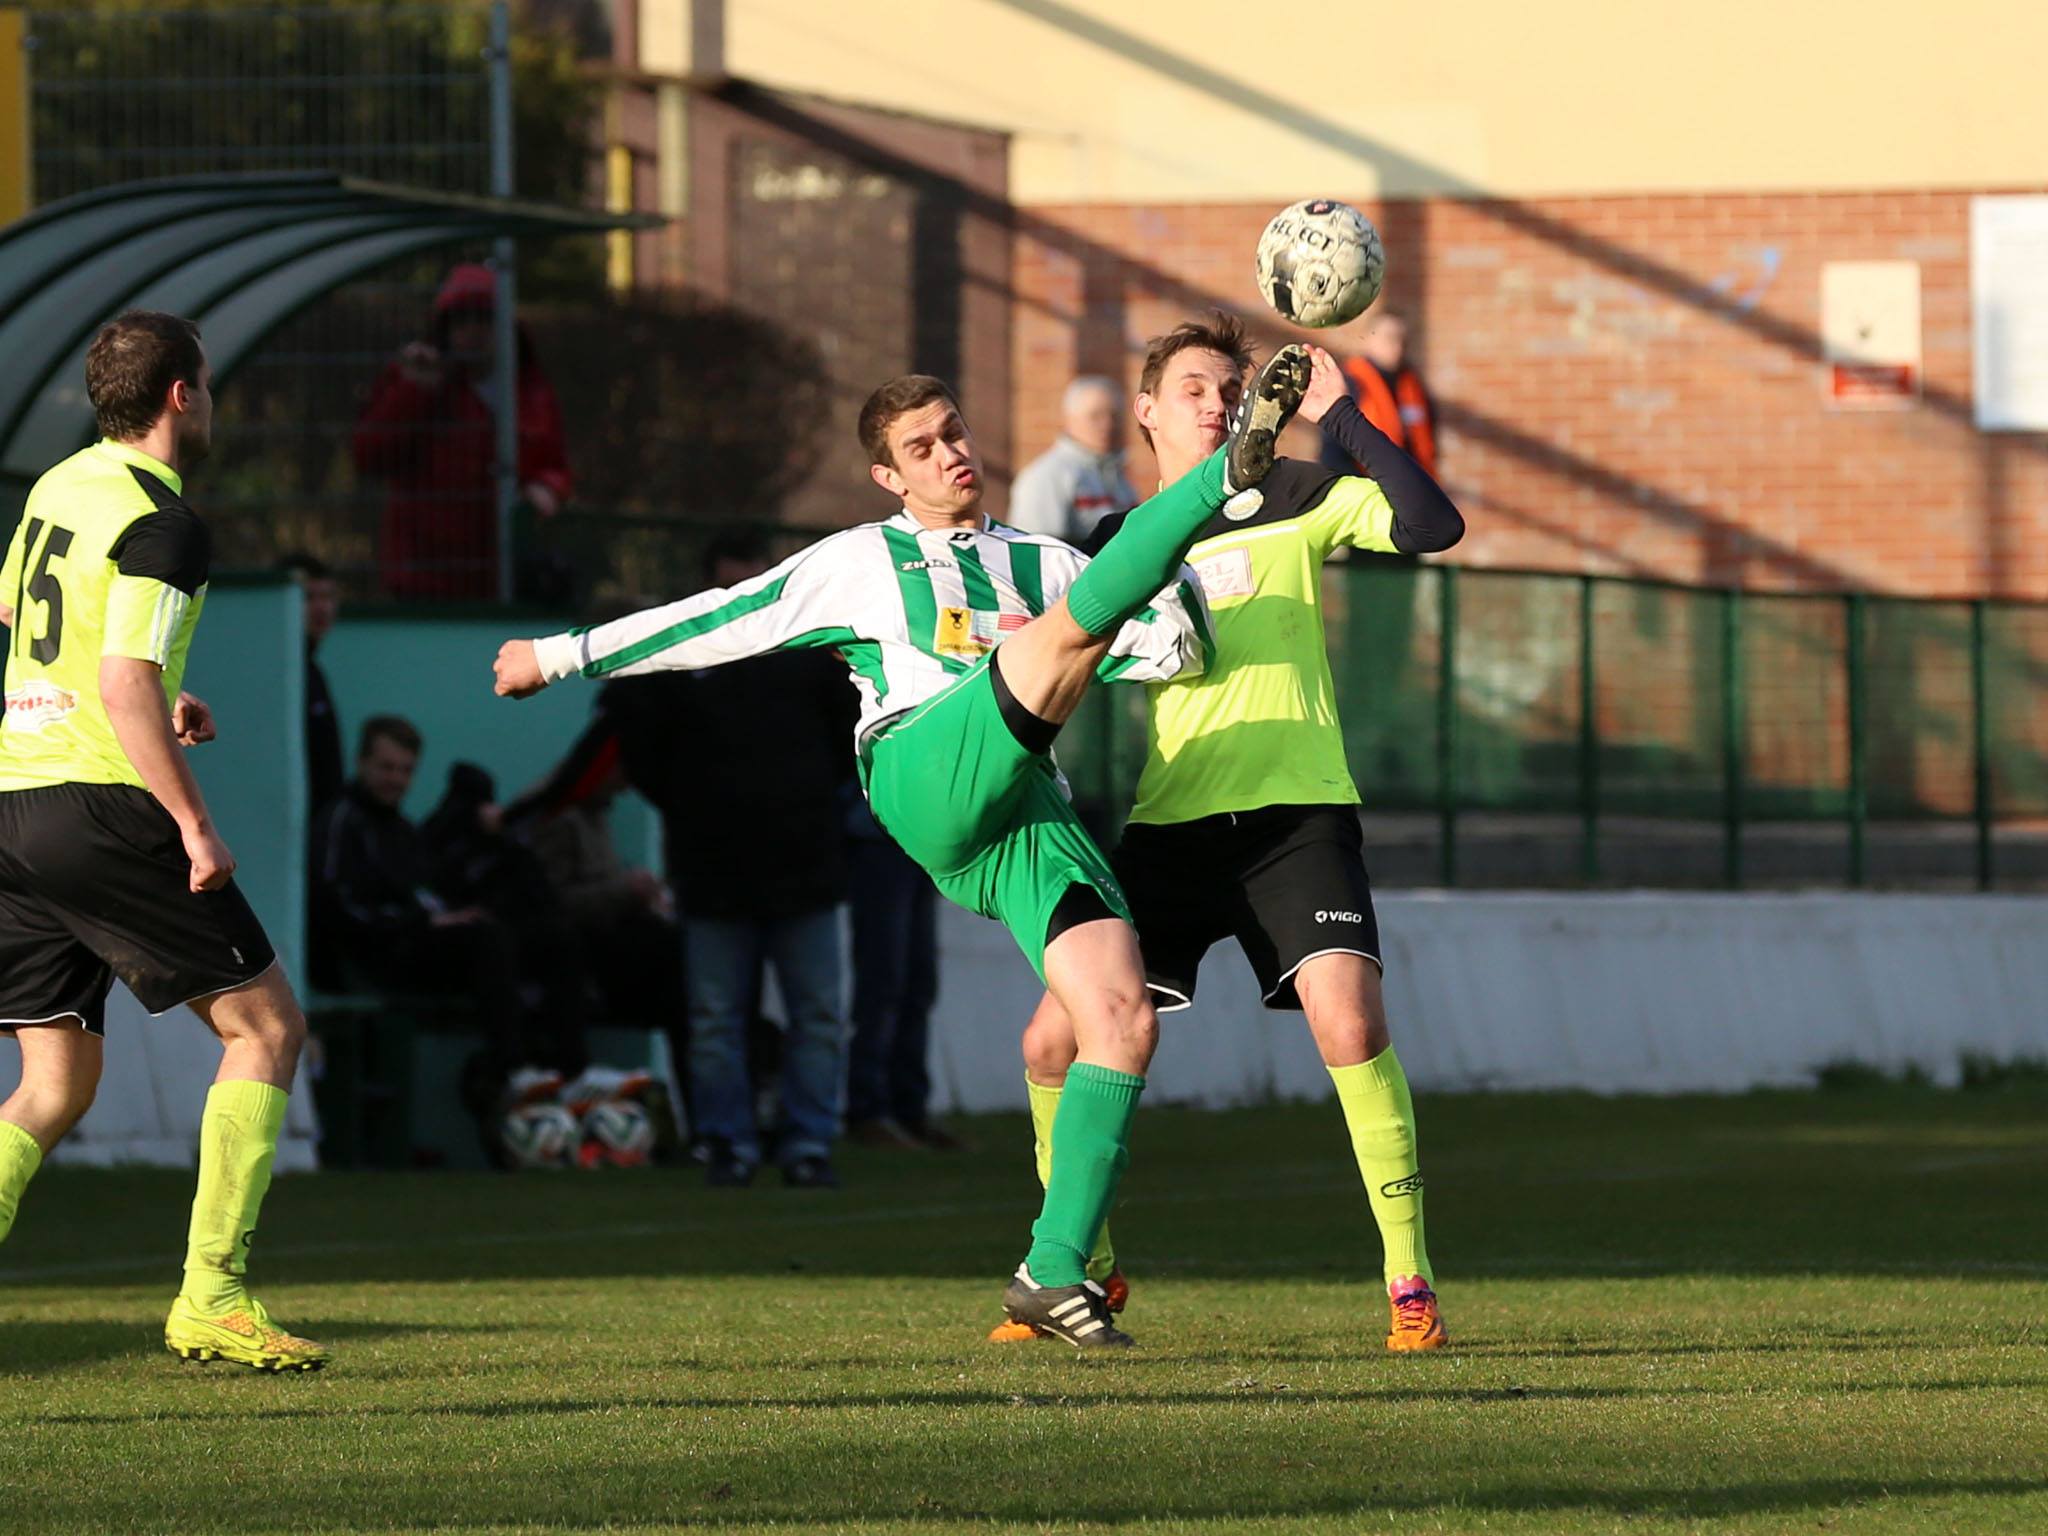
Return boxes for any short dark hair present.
[1136,312,1255,449]
[358,715,422,759]
[85,311,204,441]
[857,374,959,469]
[276,551,333,583]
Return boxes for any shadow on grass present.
[39,1382,1654,1429]
[0,1318,504,1375]
[11,1471,2046,1531]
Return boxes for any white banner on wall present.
[1972,195,2048,431]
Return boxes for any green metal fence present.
[1059,562,2048,892]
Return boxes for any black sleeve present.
[109,507,211,596]
[1319,397,1465,555]
[1077,511,1126,559]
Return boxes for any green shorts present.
[861,658,1130,981]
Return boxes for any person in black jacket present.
[278,552,345,815]
[309,717,527,1078]
[420,761,589,1075]
[600,528,859,1189]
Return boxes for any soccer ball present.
[500,1101,581,1169]
[1253,199,1384,329]
[577,1099,657,1169]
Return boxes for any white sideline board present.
[0,988,319,1172]
[925,892,2048,1112]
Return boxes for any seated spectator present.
[351,263,573,601]
[309,717,545,1131]
[1007,375,1138,544]
[419,762,589,1076]
[512,737,683,1040]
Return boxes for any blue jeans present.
[846,837,938,1128]
[685,906,847,1166]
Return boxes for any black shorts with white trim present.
[0,783,275,1035]
[1111,803,1381,1012]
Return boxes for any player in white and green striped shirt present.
[493,355,1310,1345]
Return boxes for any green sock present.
[1066,448,1227,635]
[1329,1048,1432,1286]
[0,1119,43,1244]
[181,1080,289,1312]
[1024,1063,1143,1286]
[1026,1076,1117,1282]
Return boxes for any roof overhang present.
[0,172,659,507]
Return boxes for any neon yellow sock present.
[1026,1076,1117,1282]
[181,1080,289,1313]
[0,1119,43,1244]
[1329,1048,1432,1287]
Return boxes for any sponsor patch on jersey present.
[899,558,954,572]
[1192,546,1256,601]
[934,606,983,656]
[4,683,79,733]
[935,607,1027,656]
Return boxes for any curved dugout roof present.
[0,172,657,499]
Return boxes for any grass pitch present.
[3,1087,2045,1534]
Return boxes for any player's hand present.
[397,340,443,389]
[183,822,235,893]
[493,639,547,698]
[524,482,562,519]
[172,691,216,746]
[1297,345,1348,425]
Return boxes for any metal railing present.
[1059,563,2048,892]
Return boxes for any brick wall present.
[1011,190,2048,601]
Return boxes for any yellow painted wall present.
[717,0,2048,203]
[0,6,27,220]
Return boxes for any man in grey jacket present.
[1007,376,1139,543]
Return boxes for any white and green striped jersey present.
[531,508,1212,749]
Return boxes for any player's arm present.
[0,516,23,630]
[101,508,232,891]
[496,541,842,698]
[1093,570,1211,684]
[102,659,232,892]
[1299,346,1463,556]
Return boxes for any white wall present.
[926,892,2048,1111]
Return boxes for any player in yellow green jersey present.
[999,313,1463,1351]
[0,311,328,1371]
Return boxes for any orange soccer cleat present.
[1385,1275,1448,1352]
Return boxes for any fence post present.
[1437,565,1458,888]
[487,0,519,604]
[1721,588,1744,889]
[1845,593,1867,887]
[1971,599,1993,890]
[1579,574,1599,884]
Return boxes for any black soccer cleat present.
[999,1266,1134,1349]
[1222,343,1312,496]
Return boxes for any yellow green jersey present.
[0,440,211,793]
[1118,459,1399,826]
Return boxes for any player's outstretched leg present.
[165,969,329,1373]
[1065,344,1310,638]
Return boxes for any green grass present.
[4,1088,2047,1534]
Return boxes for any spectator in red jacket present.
[352,264,573,600]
